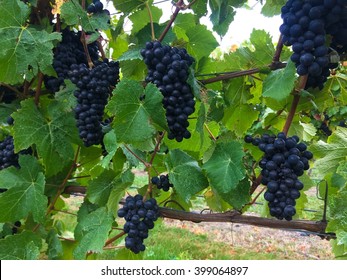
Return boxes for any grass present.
[97,222,287,260]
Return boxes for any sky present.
[101,0,282,52]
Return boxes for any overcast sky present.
[102,0,282,52]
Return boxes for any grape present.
[279,0,347,90]
[44,29,99,93]
[141,41,195,142]
[246,133,313,221]
[69,60,119,146]
[151,174,173,191]
[117,195,159,254]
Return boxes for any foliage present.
[0,0,346,260]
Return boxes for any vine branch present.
[158,0,184,42]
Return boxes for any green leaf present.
[100,129,118,169]
[46,229,63,260]
[165,149,209,202]
[61,0,110,32]
[119,59,146,80]
[12,98,78,176]
[112,0,146,13]
[186,25,218,61]
[0,0,61,83]
[0,231,42,260]
[221,178,251,209]
[262,60,296,101]
[261,0,287,17]
[310,127,347,179]
[0,155,46,223]
[87,169,134,207]
[129,6,162,34]
[203,141,246,194]
[106,80,167,148]
[74,207,113,259]
[222,104,259,137]
[209,0,237,37]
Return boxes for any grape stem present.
[0,83,23,97]
[80,31,94,68]
[145,1,156,41]
[272,34,284,63]
[204,123,217,141]
[157,0,184,42]
[97,38,106,60]
[34,72,44,106]
[282,75,308,135]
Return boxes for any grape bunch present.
[44,28,99,93]
[69,60,119,147]
[0,136,32,170]
[0,136,20,170]
[151,174,173,191]
[245,133,313,221]
[117,195,159,254]
[87,0,106,14]
[141,41,195,142]
[279,0,347,90]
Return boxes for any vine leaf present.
[129,6,162,34]
[0,231,42,260]
[74,207,113,259]
[46,229,64,260]
[100,129,118,169]
[185,25,219,61]
[209,0,242,37]
[165,149,209,202]
[0,155,46,223]
[203,141,248,208]
[12,98,79,177]
[87,169,134,207]
[261,0,286,17]
[61,0,110,32]
[310,127,347,179]
[0,0,61,84]
[113,0,146,13]
[262,60,296,101]
[106,79,167,148]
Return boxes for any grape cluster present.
[141,41,195,142]
[0,136,20,170]
[279,0,347,90]
[0,86,16,104]
[117,195,159,254]
[151,174,173,191]
[87,0,105,14]
[69,60,119,147]
[44,29,99,93]
[245,133,313,221]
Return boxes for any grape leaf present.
[310,127,347,179]
[262,60,296,101]
[129,6,162,34]
[100,129,118,169]
[0,155,46,223]
[261,0,286,17]
[186,25,219,61]
[106,80,167,148]
[74,207,113,259]
[209,0,237,37]
[87,169,134,207]
[222,104,260,137]
[61,0,110,32]
[220,178,251,209]
[203,141,246,195]
[0,0,61,84]
[112,0,146,13]
[165,149,209,202]
[0,231,42,260]
[12,98,78,176]
[46,229,63,260]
